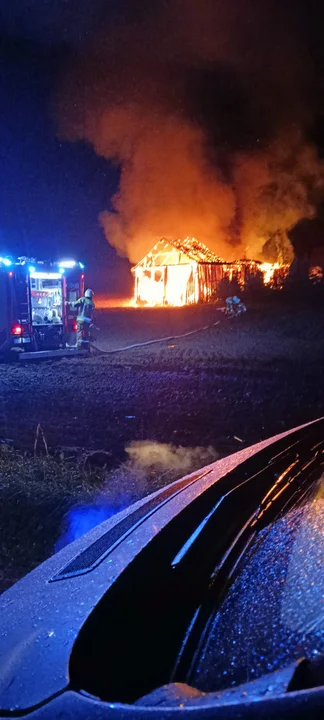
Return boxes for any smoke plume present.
[56,439,218,549]
[125,439,218,475]
[59,0,324,262]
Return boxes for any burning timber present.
[132,238,286,306]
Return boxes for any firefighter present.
[225,295,246,317]
[75,289,95,349]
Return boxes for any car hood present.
[0,418,323,713]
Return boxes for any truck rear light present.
[11,325,22,336]
[73,322,78,332]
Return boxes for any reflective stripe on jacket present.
[75,297,95,324]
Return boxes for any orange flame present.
[132,236,285,306]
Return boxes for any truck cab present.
[0,256,85,358]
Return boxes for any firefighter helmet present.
[85,288,94,298]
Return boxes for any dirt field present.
[1,298,324,591]
[1,301,323,454]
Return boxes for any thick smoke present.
[59,0,324,262]
[234,130,324,262]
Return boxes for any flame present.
[259,262,291,287]
[259,262,280,285]
[136,265,195,306]
[132,237,285,307]
[95,295,134,309]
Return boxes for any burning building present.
[132,237,267,306]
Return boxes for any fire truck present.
[0,256,86,360]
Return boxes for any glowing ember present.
[309,266,324,284]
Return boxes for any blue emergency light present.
[58,260,76,269]
[1,256,84,271]
[0,257,12,267]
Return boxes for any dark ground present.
[1,302,324,454]
[1,298,324,592]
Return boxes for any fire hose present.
[89,309,229,356]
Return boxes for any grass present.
[0,442,106,591]
[0,438,216,592]
[0,441,105,493]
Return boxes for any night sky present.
[0,1,131,294]
[1,1,324,292]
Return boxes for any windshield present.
[1,2,324,713]
[191,474,324,692]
